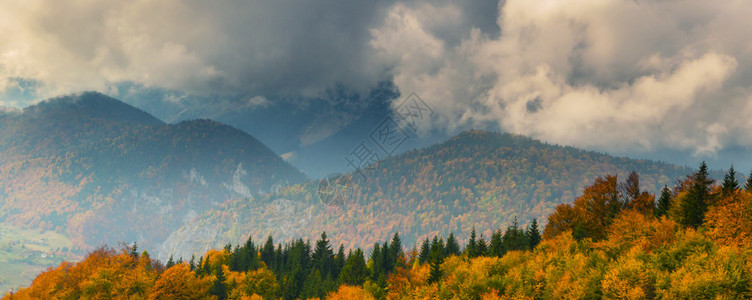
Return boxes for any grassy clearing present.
[0,223,74,294]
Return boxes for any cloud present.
[372,0,752,156]
[0,0,393,101]
[3,0,752,159]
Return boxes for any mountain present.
[0,92,306,254]
[160,130,696,260]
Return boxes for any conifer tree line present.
[160,221,542,300]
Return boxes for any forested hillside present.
[0,92,305,255]
[162,130,696,261]
[8,165,752,299]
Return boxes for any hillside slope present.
[0,92,306,253]
[162,130,694,260]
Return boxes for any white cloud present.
[372,0,752,156]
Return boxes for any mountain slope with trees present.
[162,130,697,261]
[9,165,752,299]
[0,92,306,256]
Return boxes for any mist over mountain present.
[0,92,305,254]
[160,130,698,261]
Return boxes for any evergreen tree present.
[526,219,541,249]
[333,244,346,279]
[428,237,444,284]
[209,267,227,300]
[312,232,334,278]
[746,169,752,192]
[489,229,504,257]
[129,242,139,258]
[467,227,478,258]
[680,161,714,228]
[301,269,323,299]
[189,254,196,271]
[444,233,461,257]
[502,217,527,252]
[166,255,175,269]
[418,238,430,264]
[655,185,672,218]
[260,235,275,270]
[476,235,488,256]
[370,243,384,280]
[339,248,367,285]
[721,165,740,198]
[389,232,404,270]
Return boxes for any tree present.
[389,232,404,271]
[746,169,752,192]
[312,232,334,278]
[655,185,672,218]
[678,162,714,228]
[467,227,479,258]
[260,236,275,270]
[445,233,461,257]
[427,237,444,284]
[489,230,504,257]
[502,218,526,252]
[209,267,227,300]
[333,244,346,279]
[166,255,175,269]
[721,165,740,198]
[526,219,541,249]
[149,264,213,300]
[544,175,622,240]
[339,249,367,285]
[418,239,430,264]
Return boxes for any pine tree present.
[189,254,196,271]
[418,238,430,264]
[166,255,175,269]
[389,232,403,271]
[261,235,275,270]
[467,227,478,258]
[210,267,227,300]
[333,244,346,279]
[312,232,334,278]
[444,233,461,257]
[746,169,752,192]
[339,249,367,285]
[476,235,488,256]
[680,161,714,228]
[526,219,541,249]
[721,165,740,198]
[427,237,444,284]
[129,242,139,258]
[489,230,504,257]
[655,185,672,218]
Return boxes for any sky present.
[1,0,751,170]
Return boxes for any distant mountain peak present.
[25,91,165,126]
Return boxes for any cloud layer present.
[373,0,752,156]
[2,0,752,158]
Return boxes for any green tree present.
[679,161,714,228]
[312,232,334,278]
[721,165,740,198]
[489,230,504,257]
[260,235,275,270]
[466,227,478,258]
[418,238,430,264]
[427,237,444,284]
[388,232,404,271]
[526,219,541,249]
[339,249,367,285]
[209,267,227,300]
[166,255,175,269]
[655,185,672,217]
[746,169,752,192]
[444,233,461,257]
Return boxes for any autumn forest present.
[6,162,752,299]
